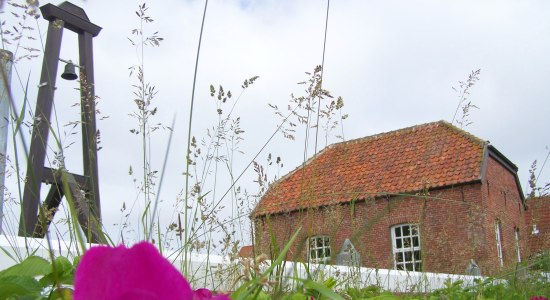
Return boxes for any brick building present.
[252,121,532,275]
[526,196,550,256]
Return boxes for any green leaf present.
[39,256,75,287]
[264,226,301,276]
[283,293,308,300]
[47,287,73,300]
[249,291,270,300]
[322,277,337,290]
[369,293,402,300]
[0,275,42,299]
[303,279,344,300]
[346,285,382,298]
[0,256,50,279]
[72,255,82,269]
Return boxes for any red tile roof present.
[253,121,487,216]
[238,245,254,258]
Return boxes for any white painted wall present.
[0,234,520,293]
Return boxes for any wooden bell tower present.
[18,2,103,243]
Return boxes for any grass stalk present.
[183,0,209,277]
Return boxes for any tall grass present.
[126,2,165,244]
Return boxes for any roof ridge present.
[329,120,487,149]
[438,120,488,146]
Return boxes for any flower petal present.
[193,288,213,300]
[193,288,231,300]
[74,242,193,300]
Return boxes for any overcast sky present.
[2,0,550,250]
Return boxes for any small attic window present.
[309,236,331,264]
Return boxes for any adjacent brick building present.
[526,196,550,256]
[252,121,533,275]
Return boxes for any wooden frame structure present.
[18,2,103,243]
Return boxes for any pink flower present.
[194,288,231,300]
[74,242,193,300]
[530,297,549,300]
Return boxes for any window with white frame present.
[391,224,422,272]
[495,221,504,267]
[515,227,521,262]
[309,236,331,263]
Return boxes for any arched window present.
[308,236,331,263]
[391,224,421,272]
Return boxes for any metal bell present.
[61,62,78,80]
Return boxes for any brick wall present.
[525,196,550,255]
[255,184,493,274]
[480,155,527,274]
[254,155,527,275]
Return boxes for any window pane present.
[415,263,421,271]
[411,225,418,235]
[405,251,412,262]
[326,248,331,257]
[403,238,411,248]
[396,238,403,249]
[403,225,410,236]
[395,227,402,237]
[405,263,413,271]
[396,252,404,263]
[317,238,323,248]
[414,250,421,261]
[413,236,419,247]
